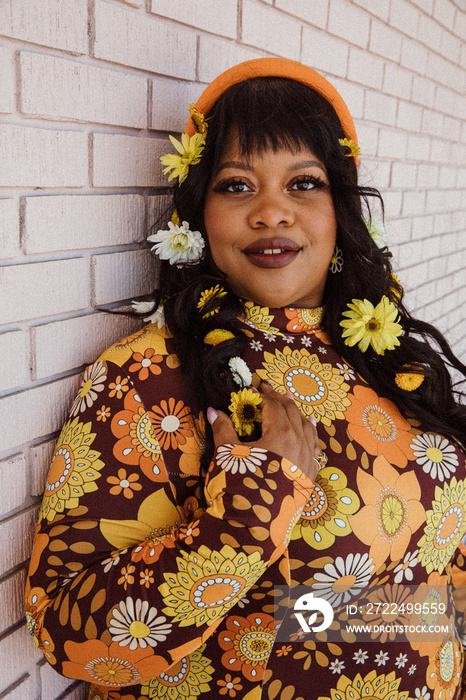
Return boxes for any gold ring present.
[313,453,328,470]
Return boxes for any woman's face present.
[203,135,337,309]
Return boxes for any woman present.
[26,58,466,700]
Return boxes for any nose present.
[248,190,294,229]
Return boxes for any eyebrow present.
[215,159,327,174]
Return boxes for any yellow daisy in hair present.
[395,366,424,391]
[160,132,205,185]
[203,328,235,346]
[189,103,208,135]
[229,388,262,437]
[390,272,403,301]
[197,284,227,317]
[338,137,360,158]
[340,295,402,355]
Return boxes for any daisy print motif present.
[410,433,458,481]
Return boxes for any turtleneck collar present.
[241,301,325,336]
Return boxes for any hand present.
[207,381,322,482]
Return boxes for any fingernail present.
[250,386,259,393]
[309,414,317,426]
[207,407,218,425]
[285,391,294,400]
[261,380,272,388]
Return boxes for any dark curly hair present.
[144,76,466,476]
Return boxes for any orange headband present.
[185,58,358,164]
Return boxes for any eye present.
[289,176,326,191]
[213,178,253,194]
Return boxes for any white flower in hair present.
[229,356,253,388]
[365,213,388,248]
[132,300,165,328]
[148,220,205,266]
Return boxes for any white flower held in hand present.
[148,221,205,266]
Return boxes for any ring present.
[313,453,328,470]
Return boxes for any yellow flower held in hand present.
[160,132,206,185]
[340,295,402,355]
[229,388,262,438]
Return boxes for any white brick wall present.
[0,1,465,698]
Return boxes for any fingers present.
[207,407,239,448]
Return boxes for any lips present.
[242,238,301,268]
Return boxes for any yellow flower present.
[340,295,402,355]
[395,366,424,391]
[189,103,208,135]
[242,301,281,335]
[197,284,227,317]
[229,388,262,437]
[390,272,403,301]
[203,329,235,346]
[338,137,360,158]
[160,132,205,185]
[171,209,181,226]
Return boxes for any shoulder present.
[97,322,175,369]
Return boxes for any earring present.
[329,245,343,273]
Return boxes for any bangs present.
[205,77,346,167]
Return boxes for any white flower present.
[365,213,388,247]
[250,340,263,351]
[282,335,294,343]
[375,650,389,666]
[329,659,345,674]
[318,346,327,354]
[264,333,275,342]
[148,220,204,266]
[395,653,408,668]
[109,597,172,650]
[229,357,252,388]
[336,362,355,381]
[132,300,165,328]
[415,687,431,700]
[312,553,375,607]
[393,550,418,583]
[408,664,417,675]
[410,433,458,481]
[101,549,128,573]
[301,336,313,347]
[216,444,268,474]
[70,361,107,416]
[353,648,368,664]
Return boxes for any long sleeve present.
[25,331,314,689]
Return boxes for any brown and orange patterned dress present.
[26,303,466,700]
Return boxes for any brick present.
[400,38,428,75]
[0,259,89,325]
[198,36,264,84]
[369,19,402,62]
[409,0,433,12]
[411,214,434,239]
[434,85,456,116]
[148,194,174,231]
[0,671,36,700]
[328,0,370,48]
[421,110,444,139]
[454,10,466,39]
[364,90,397,126]
[429,138,451,163]
[417,14,443,52]
[411,75,436,109]
[24,194,145,254]
[433,0,456,30]
[301,27,349,78]
[383,190,403,218]
[440,28,461,64]
[33,312,142,379]
[443,115,461,142]
[0,46,14,114]
[0,198,20,259]
[396,101,422,133]
[151,79,203,132]
[417,163,439,189]
[40,661,76,699]
[20,53,147,129]
[329,77,365,120]
[30,440,55,498]
[92,250,157,306]
[389,0,420,37]
[402,189,426,216]
[378,128,407,159]
[352,0,390,21]
[383,63,413,100]
[94,0,196,80]
[275,0,328,28]
[0,508,38,573]
[360,158,391,188]
[0,0,87,53]
[0,454,28,517]
[427,52,465,93]
[92,134,167,187]
[0,569,26,634]
[150,0,237,38]
[241,0,302,59]
[61,684,88,700]
[355,123,379,157]
[0,625,42,694]
[394,159,420,191]
[348,46,384,89]
[449,142,466,166]
[0,331,29,392]
[0,125,88,188]
[0,375,78,454]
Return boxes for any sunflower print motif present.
[140,644,214,699]
[39,416,104,522]
[257,347,350,426]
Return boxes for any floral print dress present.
[26,304,466,700]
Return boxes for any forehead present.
[216,131,326,172]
